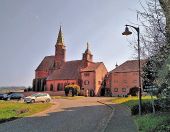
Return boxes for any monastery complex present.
[33,27,145,96]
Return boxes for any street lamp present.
[122,24,142,115]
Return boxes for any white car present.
[24,93,51,103]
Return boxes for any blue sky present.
[0,0,143,87]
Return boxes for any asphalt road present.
[0,97,114,132]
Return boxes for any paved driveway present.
[0,97,137,132]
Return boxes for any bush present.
[89,90,95,97]
[128,87,139,96]
[64,87,69,96]
[64,84,80,96]
[131,101,161,115]
[155,98,170,111]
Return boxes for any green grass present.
[52,95,84,100]
[0,100,52,120]
[112,96,154,107]
[135,113,170,132]
[112,96,170,132]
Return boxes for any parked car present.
[24,93,51,103]
[0,93,8,100]
[7,93,24,100]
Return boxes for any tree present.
[133,0,166,58]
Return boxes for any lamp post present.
[122,24,142,115]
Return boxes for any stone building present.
[32,27,107,96]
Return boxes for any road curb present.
[97,101,115,132]
[97,101,113,110]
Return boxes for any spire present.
[56,26,64,45]
[87,42,89,50]
[85,42,91,54]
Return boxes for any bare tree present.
[134,0,166,58]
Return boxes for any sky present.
[0,0,143,87]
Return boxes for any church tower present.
[55,26,66,68]
[82,42,93,67]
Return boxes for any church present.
[32,27,108,96]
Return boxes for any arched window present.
[50,84,53,91]
[57,83,63,91]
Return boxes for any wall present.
[35,71,48,78]
[46,79,77,91]
[95,65,108,96]
[81,71,95,94]
[111,71,139,96]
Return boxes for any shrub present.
[156,98,170,111]
[128,87,139,96]
[131,101,161,115]
[64,84,80,96]
[153,120,170,132]
[64,87,69,96]
[89,90,95,97]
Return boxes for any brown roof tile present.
[47,60,82,80]
[36,56,55,71]
[111,60,146,73]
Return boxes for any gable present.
[36,56,55,71]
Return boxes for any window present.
[114,88,118,92]
[64,83,67,87]
[84,80,89,85]
[122,88,126,92]
[84,72,90,77]
[57,83,63,91]
[50,84,53,91]
[133,80,137,83]
[123,80,127,83]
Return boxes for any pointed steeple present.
[85,42,91,54]
[82,42,93,64]
[55,26,66,67]
[56,26,64,45]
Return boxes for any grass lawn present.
[52,95,84,100]
[112,96,154,107]
[135,113,170,132]
[112,96,170,132]
[0,100,52,120]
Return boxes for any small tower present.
[115,62,118,68]
[55,26,66,68]
[82,42,93,67]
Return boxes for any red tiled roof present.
[36,56,55,71]
[111,60,146,73]
[47,60,82,80]
[81,62,102,72]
